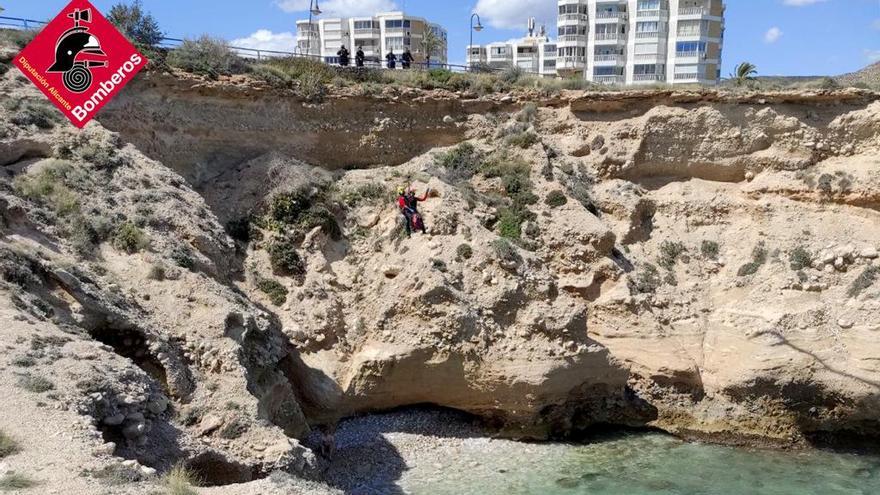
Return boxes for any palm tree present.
[729,62,758,86]
[420,28,441,69]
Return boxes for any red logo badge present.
[13,0,147,128]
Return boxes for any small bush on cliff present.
[0,430,20,459]
[701,240,720,260]
[0,29,38,49]
[257,277,288,306]
[336,182,391,208]
[112,222,149,253]
[504,130,540,149]
[848,266,878,298]
[658,241,688,270]
[167,35,248,79]
[435,143,484,183]
[492,239,521,265]
[10,100,58,129]
[789,246,812,271]
[268,239,305,278]
[737,242,768,277]
[252,64,294,89]
[456,243,473,261]
[17,374,55,393]
[161,464,199,495]
[544,190,567,208]
[630,263,662,294]
[0,473,37,491]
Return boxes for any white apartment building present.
[296,11,448,66]
[466,19,559,77]
[468,1,724,85]
[558,0,725,85]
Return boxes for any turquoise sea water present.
[400,433,880,495]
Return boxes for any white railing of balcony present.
[353,28,380,36]
[559,13,589,22]
[595,11,628,21]
[635,31,663,39]
[594,54,623,62]
[678,7,708,16]
[675,51,705,59]
[637,9,667,18]
[559,34,587,43]
[677,29,708,37]
[559,56,587,66]
[634,53,663,61]
[674,73,699,80]
[633,74,665,82]
[595,32,624,41]
[594,75,623,84]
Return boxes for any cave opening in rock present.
[185,452,259,486]
[89,326,170,394]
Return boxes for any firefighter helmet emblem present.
[46,8,107,93]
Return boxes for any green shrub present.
[701,240,720,260]
[107,0,164,47]
[492,239,521,264]
[10,101,57,129]
[499,66,523,84]
[0,29,38,48]
[848,266,878,298]
[257,277,288,306]
[14,161,81,217]
[161,464,198,495]
[297,69,327,103]
[17,374,55,393]
[337,182,390,207]
[297,206,341,240]
[0,63,8,77]
[516,103,538,123]
[631,263,662,294]
[65,214,100,255]
[166,35,248,78]
[456,243,473,261]
[504,131,540,149]
[436,143,483,183]
[170,245,195,270]
[268,190,312,226]
[261,56,334,84]
[252,64,294,88]
[268,239,305,277]
[0,473,37,491]
[736,243,768,276]
[658,241,687,270]
[148,264,166,281]
[496,208,525,239]
[788,246,812,270]
[218,417,249,439]
[112,222,148,253]
[544,190,567,208]
[0,430,20,459]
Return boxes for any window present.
[636,22,659,32]
[594,67,619,76]
[384,20,410,29]
[638,0,661,10]
[676,41,706,52]
[354,20,379,30]
[634,64,663,75]
[558,25,587,36]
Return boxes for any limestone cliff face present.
[3,61,880,494]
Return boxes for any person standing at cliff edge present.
[337,44,350,67]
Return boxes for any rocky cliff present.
[2,60,880,493]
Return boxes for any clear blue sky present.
[5,0,880,76]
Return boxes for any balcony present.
[594,75,624,85]
[674,72,700,81]
[637,9,668,19]
[558,13,589,23]
[635,31,664,40]
[595,11,628,22]
[633,74,665,83]
[353,28,380,37]
[634,53,664,62]
[558,34,588,44]
[594,32,626,44]
[675,50,707,62]
[593,53,625,65]
[678,6,711,18]
[557,56,587,69]
[677,29,709,39]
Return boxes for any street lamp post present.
[306,0,322,58]
[469,13,483,70]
